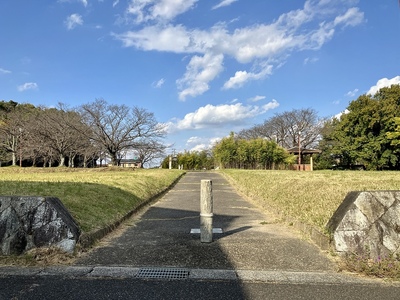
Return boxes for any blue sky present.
[1,0,400,154]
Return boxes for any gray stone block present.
[0,196,80,255]
[326,191,400,259]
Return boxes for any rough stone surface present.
[0,196,80,255]
[326,191,400,259]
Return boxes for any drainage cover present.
[135,268,189,280]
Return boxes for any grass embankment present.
[220,169,400,233]
[0,167,185,233]
[0,167,184,266]
[220,169,400,279]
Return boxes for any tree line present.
[164,84,400,171]
[161,137,295,170]
[208,108,323,170]
[0,99,166,168]
[2,84,399,170]
[160,150,214,170]
[237,107,323,149]
[217,84,400,171]
[212,133,295,169]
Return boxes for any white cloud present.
[212,0,238,10]
[0,68,11,74]
[186,136,209,151]
[304,22,335,51]
[177,53,224,101]
[166,100,279,132]
[126,0,198,24]
[113,0,119,7]
[334,7,364,28]
[189,143,207,152]
[303,57,319,64]
[367,76,400,95]
[345,88,359,97]
[262,99,280,111]
[186,136,203,145]
[116,0,365,98]
[18,82,38,92]
[248,95,266,102]
[114,25,192,52]
[116,1,364,57]
[334,109,349,120]
[65,14,83,30]
[222,66,272,90]
[223,24,295,64]
[58,0,88,7]
[209,137,222,147]
[181,136,222,152]
[153,78,165,88]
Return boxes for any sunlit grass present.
[220,169,400,279]
[219,169,400,233]
[0,167,185,232]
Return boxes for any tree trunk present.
[110,153,118,166]
[11,135,17,166]
[12,152,17,166]
[69,154,75,168]
[59,155,65,167]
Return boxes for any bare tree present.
[280,108,323,149]
[80,99,166,166]
[132,139,167,168]
[237,108,323,149]
[237,124,265,140]
[0,117,20,166]
[0,102,35,166]
[32,106,87,167]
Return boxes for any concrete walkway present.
[74,171,335,274]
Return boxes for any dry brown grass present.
[220,169,400,233]
[0,247,75,266]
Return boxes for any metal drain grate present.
[135,268,189,280]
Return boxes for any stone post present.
[200,179,213,243]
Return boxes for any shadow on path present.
[76,171,333,272]
[74,171,334,299]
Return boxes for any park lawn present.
[219,169,400,234]
[0,167,185,232]
[2,167,399,235]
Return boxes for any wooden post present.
[200,180,213,243]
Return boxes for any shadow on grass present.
[0,174,184,249]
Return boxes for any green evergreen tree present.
[318,84,400,170]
